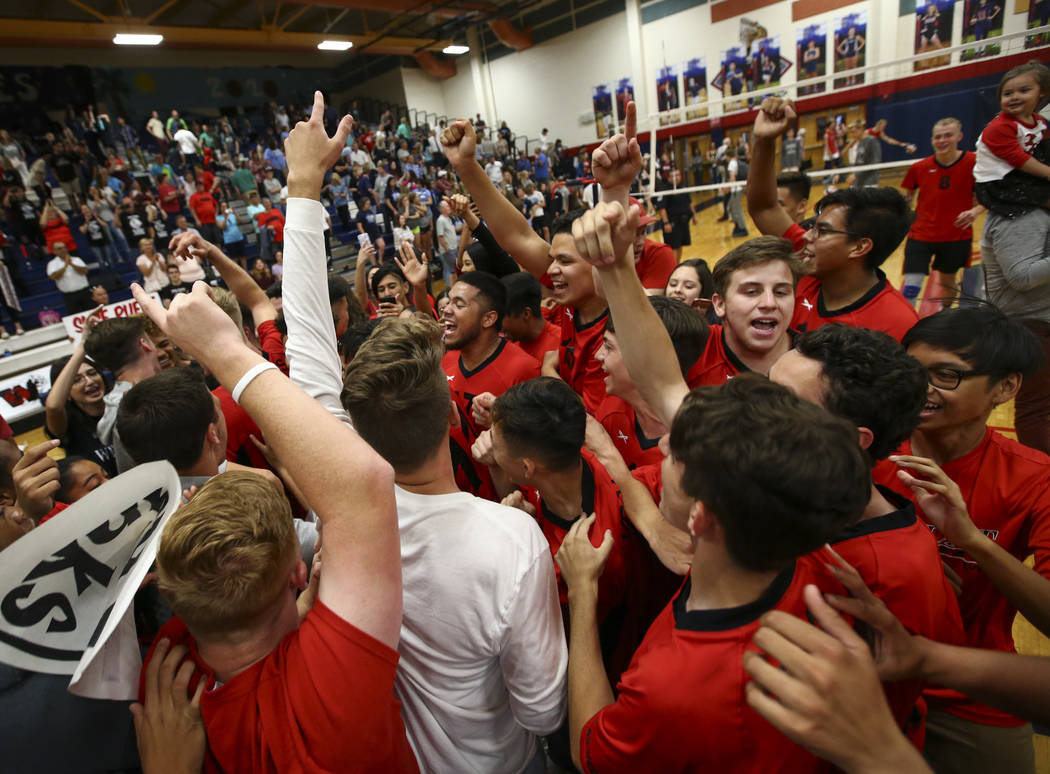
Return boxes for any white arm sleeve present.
[282,197,353,428]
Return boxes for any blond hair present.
[156,471,296,638]
[211,287,243,330]
[934,116,962,132]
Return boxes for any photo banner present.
[718,46,748,111]
[615,78,635,122]
[683,59,708,120]
[961,0,1003,61]
[914,0,955,72]
[0,462,180,699]
[833,11,867,89]
[797,23,828,96]
[592,84,614,139]
[656,65,680,126]
[1026,0,1050,49]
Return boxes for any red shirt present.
[553,305,609,414]
[43,218,76,254]
[257,209,286,242]
[157,181,181,214]
[830,486,965,731]
[580,556,839,774]
[783,221,807,252]
[637,240,676,291]
[516,320,562,362]
[901,152,977,242]
[213,386,269,470]
[596,395,664,470]
[199,170,215,193]
[442,338,539,442]
[874,430,1050,726]
[684,324,749,388]
[449,423,498,501]
[189,192,218,225]
[791,272,919,342]
[525,450,632,623]
[257,319,288,376]
[142,603,419,773]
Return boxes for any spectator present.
[46,241,91,312]
[136,238,170,293]
[78,203,120,270]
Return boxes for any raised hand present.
[394,241,429,288]
[571,200,640,269]
[753,96,797,141]
[82,304,105,335]
[592,101,643,194]
[284,90,353,198]
[891,454,982,551]
[168,230,217,263]
[445,193,472,218]
[131,281,245,366]
[440,119,477,169]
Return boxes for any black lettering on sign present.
[25,540,114,594]
[1,585,76,633]
[87,602,115,648]
[120,506,165,578]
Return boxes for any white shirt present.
[173,129,198,155]
[485,160,503,184]
[350,148,372,170]
[47,255,89,293]
[146,117,165,141]
[280,197,568,774]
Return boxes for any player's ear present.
[448,400,460,428]
[711,293,727,320]
[991,372,1023,406]
[849,237,873,260]
[687,500,711,539]
[521,457,537,480]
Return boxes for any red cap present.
[630,197,657,226]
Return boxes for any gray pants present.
[923,706,1035,774]
[728,190,746,231]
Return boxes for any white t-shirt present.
[435,214,457,253]
[485,160,503,184]
[46,255,89,293]
[136,253,170,293]
[173,129,198,155]
[146,117,165,141]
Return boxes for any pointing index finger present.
[625,101,637,142]
[310,90,324,124]
[131,283,166,328]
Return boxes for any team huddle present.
[5,60,1050,774]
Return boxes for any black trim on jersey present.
[633,413,661,450]
[721,328,799,374]
[540,454,595,531]
[934,151,969,171]
[573,306,610,333]
[458,338,506,379]
[673,562,796,632]
[817,269,889,318]
[833,486,917,542]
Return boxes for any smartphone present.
[379,296,397,306]
[357,232,371,248]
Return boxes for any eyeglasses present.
[803,219,861,240]
[927,366,991,390]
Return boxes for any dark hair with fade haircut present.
[813,187,913,271]
[502,271,543,318]
[341,316,450,473]
[606,296,709,376]
[116,368,218,471]
[795,323,927,464]
[56,455,90,503]
[776,171,811,202]
[454,270,507,329]
[551,208,587,238]
[370,263,408,299]
[340,318,381,362]
[84,317,148,374]
[491,376,585,472]
[265,280,282,299]
[901,305,1043,383]
[997,61,1050,107]
[711,236,804,297]
[669,373,870,572]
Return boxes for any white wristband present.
[231,362,278,404]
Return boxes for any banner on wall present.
[797,23,828,96]
[715,46,748,112]
[683,59,708,120]
[1026,0,1050,49]
[833,11,867,89]
[961,0,1003,61]
[592,85,614,139]
[656,66,680,126]
[615,78,635,122]
[748,35,791,104]
[914,0,955,72]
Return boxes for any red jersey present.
[515,320,562,362]
[257,209,286,242]
[824,127,839,156]
[213,386,269,470]
[442,338,539,442]
[901,152,977,242]
[553,305,609,414]
[874,430,1050,726]
[189,192,218,225]
[782,221,807,252]
[580,556,839,774]
[685,324,749,388]
[596,395,664,470]
[525,450,632,623]
[631,462,663,501]
[448,422,498,501]
[830,486,965,732]
[791,272,918,342]
[636,240,676,291]
[141,603,419,774]
[256,319,288,376]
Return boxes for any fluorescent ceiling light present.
[318,40,353,51]
[443,45,470,55]
[113,33,163,46]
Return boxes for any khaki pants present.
[923,707,1035,774]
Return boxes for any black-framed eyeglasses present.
[805,220,861,240]
[927,366,991,390]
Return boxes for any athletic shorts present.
[903,238,972,275]
[666,217,692,249]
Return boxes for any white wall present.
[401,67,448,119]
[336,66,406,107]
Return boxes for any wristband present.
[231,361,278,404]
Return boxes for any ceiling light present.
[443,45,470,55]
[113,33,163,46]
[318,40,353,51]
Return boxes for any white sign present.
[61,293,162,340]
[0,364,52,424]
[0,461,180,699]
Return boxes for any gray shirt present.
[436,213,457,254]
[853,135,882,187]
[982,209,1050,323]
